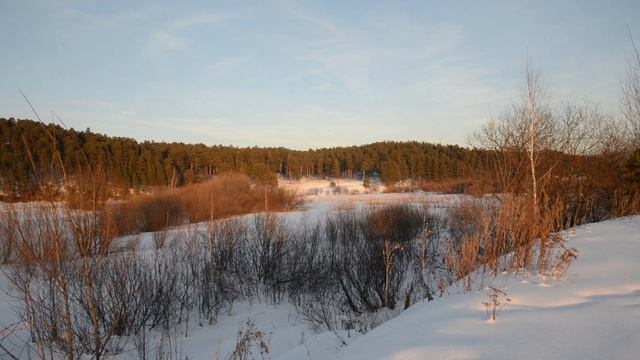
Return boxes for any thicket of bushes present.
[106,173,300,235]
[1,192,597,358]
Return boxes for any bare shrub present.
[133,326,149,360]
[237,214,329,303]
[482,286,511,322]
[3,196,205,358]
[118,192,183,233]
[323,205,425,314]
[180,173,300,223]
[612,189,640,217]
[153,329,185,360]
[226,318,269,360]
[0,322,20,360]
[446,235,480,291]
[262,186,302,212]
[445,200,497,283]
[180,173,254,222]
[548,244,579,279]
[5,200,124,359]
[153,229,170,250]
[107,173,300,236]
[445,200,491,246]
[194,219,247,322]
[0,204,18,264]
[367,205,423,308]
[293,290,342,333]
[414,212,446,301]
[442,193,577,292]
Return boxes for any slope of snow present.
[1,202,637,359]
[325,217,640,360]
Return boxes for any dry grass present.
[108,173,301,235]
[444,192,577,288]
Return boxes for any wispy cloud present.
[169,12,240,29]
[61,7,146,26]
[143,11,240,56]
[276,0,338,33]
[144,30,188,54]
[6,1,633,149]
[206,56,247,75]
[419,25,464,60]
[287,9,467,97]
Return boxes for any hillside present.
[0,118,480,199]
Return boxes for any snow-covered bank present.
[1,199,637,360]
[327,217,640,360]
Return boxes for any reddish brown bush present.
[108,173,301,235]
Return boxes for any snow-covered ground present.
[1,195,638,359]
[154,301,354,360]
[331,216,640,360]
[174,215,640,360]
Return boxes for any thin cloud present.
[61,7,146,26]
[144,11,240,56]
[169,13,239,29]
[206,57,247,75]
[144,31,188,54]
[276,0,338,33]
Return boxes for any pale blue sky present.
[1,0,639,149]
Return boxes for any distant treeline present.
[0,118,484,199]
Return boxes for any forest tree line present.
[0,117,485,200]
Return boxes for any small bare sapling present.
[483,286,511,322]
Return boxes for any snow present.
[171,302,350,360]
[330,217,640,360]
[297,191,464,219]
[278,178,384,196]
[0,277,349,359]
[168,214,640,360]
[1,196,638,359]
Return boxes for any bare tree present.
[622,27,640,148]
[524,61,543,217]
[468,61,622,273]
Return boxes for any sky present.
[1,0,639,150]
